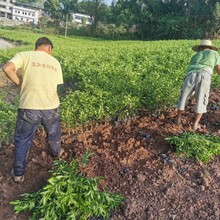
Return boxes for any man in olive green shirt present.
[177,39,220,130]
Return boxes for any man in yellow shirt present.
[3,37,64,183]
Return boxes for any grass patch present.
[0,92,17,142]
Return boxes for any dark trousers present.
[13,108,61,176]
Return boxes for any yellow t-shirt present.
[9,51,63,109]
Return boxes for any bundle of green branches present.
[165,132,220,163]
[10,153,124,220]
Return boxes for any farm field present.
[0,29,220,219]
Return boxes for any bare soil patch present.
[0,38,15,49]
[0,71,220,220]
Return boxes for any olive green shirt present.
[187,49,220,73]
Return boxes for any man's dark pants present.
[13,108,61,176]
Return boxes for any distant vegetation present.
[7,0,220,40]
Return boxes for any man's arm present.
[215,65,220,75]
[2,62,21,87]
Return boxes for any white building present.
[73,13,92,25]
[0,0,15,19]
[0,0,39,24]
[12,5,39,24]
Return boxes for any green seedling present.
[166,132,220,163]
[10,153,125,220]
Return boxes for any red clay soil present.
[0,81,220,219]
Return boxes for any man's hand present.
[216,65,220,75]
[2,62,21,87]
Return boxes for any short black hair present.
[35,37,54,50]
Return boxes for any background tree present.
[210,2,220,38]
[78,0,110,34]
[15,0,39,4]
[181,0,220,38]
[154,0,187,39]
[108,0,220,40]
[40,0,220,40]
[109,0,133,29]
[15,0,45,8]
[44,0,78,21]
[110,0,163,40]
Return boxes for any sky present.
[103,0,112,5]
[78,0,113,6]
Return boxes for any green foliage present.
[96,22,127,38]
[80,148,94,166]
[78,0,110,33]
[109,0,220,40]
[1,30,220,133]
[10,153,124,220]
[44,0,78,21]
[2,0,220,40]
[0,92,17,142]
[156,14,187,40]
[165,132,220,163]
[57,37,192,126]
[15,0,39,4]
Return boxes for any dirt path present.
[0,38,14,49]
[0,67,220,219]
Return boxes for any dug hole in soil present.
[0,71,220,220]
